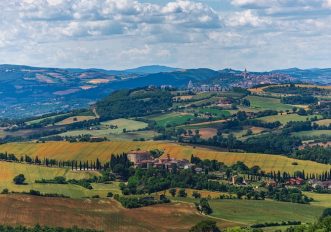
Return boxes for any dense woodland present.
[281,95,317,105]
[96,88,173,120]
[265,84,331,96]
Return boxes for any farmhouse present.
[128,151,192,170]
[187,82,224,93]
[266,179,277,187]
[217,99,232,108]
[127,150,151,165]
[287,177,304,186]
[310,179,331,190]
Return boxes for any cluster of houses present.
[126,150,331,191]
[233,71,294,88]
[318,100,331,106]
[217,99,233,109]
[266,177,331,190]
[309,179,331,190]
[127,150,202,172]
[187,81,226,93]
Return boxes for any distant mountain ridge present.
[271,67,331,85]
[0,64,330,118]
[121,65,181,74]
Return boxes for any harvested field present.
[199,128,217,139]
[316,119,331,126]
[56,116,96,125]
[0,194,236,231]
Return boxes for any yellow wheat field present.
[0,141,330,174]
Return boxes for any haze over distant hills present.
[0,64,330,118]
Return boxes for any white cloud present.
[226,10,271,27]
[0,0,330,70]
[231,0,271,8]
[0,0,223,49]
[323,0,331,8]
[120,45,151,56]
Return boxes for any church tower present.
[243,68,248,79]
[187,80,193,89]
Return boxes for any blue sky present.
[0,0,331,71]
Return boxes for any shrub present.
[13,174,25,185]
[189,220,220,232]
[178,189,187,197]
[107,192,113,198]
[1,188,9,194]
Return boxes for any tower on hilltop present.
[243,68,248,79]
[187,80,193,89]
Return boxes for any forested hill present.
[96,88,173,120]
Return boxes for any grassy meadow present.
[209,199,322,225]
[57,118,151,140]
[260,114,322,125]
[100,118,148,133]
[171,197,324,226]
[148,112,195,127]
[305,192,331,208]
[292,130,331,138]
[246,96,293,111]
[25,113,70,125]
[197,107,231,118]
[0,161,106,198]
[0,141,330,175]
[179,119,227,129]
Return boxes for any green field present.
[25,113,69,125]
[210,199,322,225]
[0,129,5,138]
[58,128,112,137]
[191,92,215,100]
[292,130,331,138]
[226,126,267,139]
[178,119,227,130]
[100,118,148,133]
[148,112,195,127]
[0,161,111,198]
[58,129,157,141]
[57,118,151,140]
[173,197,323,226]
[305,192,331,208]
[246,96,294,111]
[260,114,322,125]
[197,107,231,117]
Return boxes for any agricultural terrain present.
[0,141,330,175]
[0,194,234,232]
[1,83,331,231]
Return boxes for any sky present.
[0,0,331,71]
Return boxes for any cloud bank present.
[0,0,330,70]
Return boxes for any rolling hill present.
[0,64,330,118]
[0,141,330,175]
